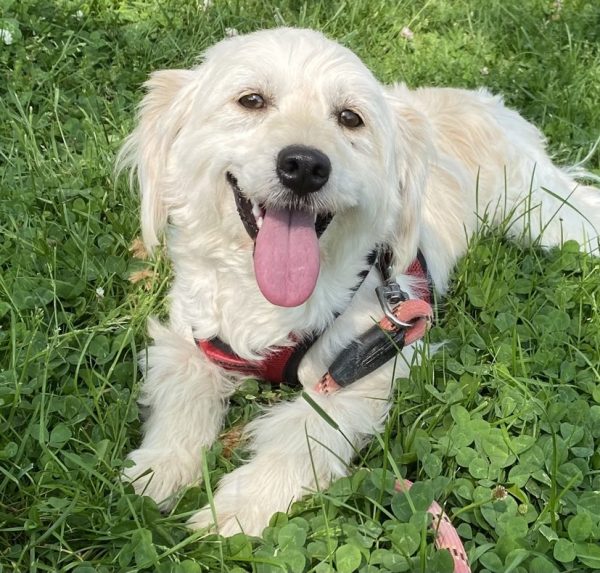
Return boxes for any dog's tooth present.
[252,203,262,219]
[257,216,263,229]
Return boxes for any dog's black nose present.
[276,145,331,195]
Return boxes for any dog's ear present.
[117,69,195,251]
[385,87,433,272]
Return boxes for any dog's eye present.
[338,109,364,128]
[239,93,266,109]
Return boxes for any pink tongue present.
[253,208,320,307]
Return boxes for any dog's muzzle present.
[227,172,333,240]
[226,170,334,308]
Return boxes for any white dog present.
[119,27,599,536]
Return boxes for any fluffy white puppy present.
[119,27,599,536]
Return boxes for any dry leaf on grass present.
[220,425,246,458]
[129,237,149,260]
[128,269,156,290]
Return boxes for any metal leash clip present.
[375,280,414,329]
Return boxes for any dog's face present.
[121,28,429,308]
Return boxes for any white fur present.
[119,27,600,536]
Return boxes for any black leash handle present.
[326,324,406,388]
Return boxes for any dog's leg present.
[188,272,417,536]
[508,177,600,253]
[485,124,600,253]
[124,319,235,509]
[187,374,395,536]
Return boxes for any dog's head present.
[119,28,430,307]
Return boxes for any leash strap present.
[396,479,471,573]
[315,247,433,393]
[316,297,433,393]
[319,321,407,390]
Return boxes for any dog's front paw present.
[187,462,297,537]
[123,448,200,509]
[187,505,249,537]
[187,497,274,538]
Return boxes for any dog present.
[118,27,600,536]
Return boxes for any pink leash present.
[395,479,471,573]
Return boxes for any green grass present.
[1,1,599,572]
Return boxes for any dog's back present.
[388,85,600,290]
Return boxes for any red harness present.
[197,337,307,384]
[197,249,432,385]
[405,255,432,304]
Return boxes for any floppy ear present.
[385,86,433,272]
[117,69,195,251]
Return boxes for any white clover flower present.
[75,10,84,19]
[480,66,490,76]
[225,27,239,38]
[0,29,13,46]
[95,286,105,299]
[203,0,213,10]
[400,26,414,41]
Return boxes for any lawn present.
[1,1,599,572]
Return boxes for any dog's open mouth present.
[227,172,333,307]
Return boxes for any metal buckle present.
[375,280,413,329]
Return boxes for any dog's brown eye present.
[239,93,266,109]
[338,109,363,128]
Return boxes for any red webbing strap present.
[406,250,432,303]
[197,338,296,383]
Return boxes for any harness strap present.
[407,249,433,303]
[198,334,317,386]
[376,246,432,302]
[196,249,378,384]
[196,246,432,386]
